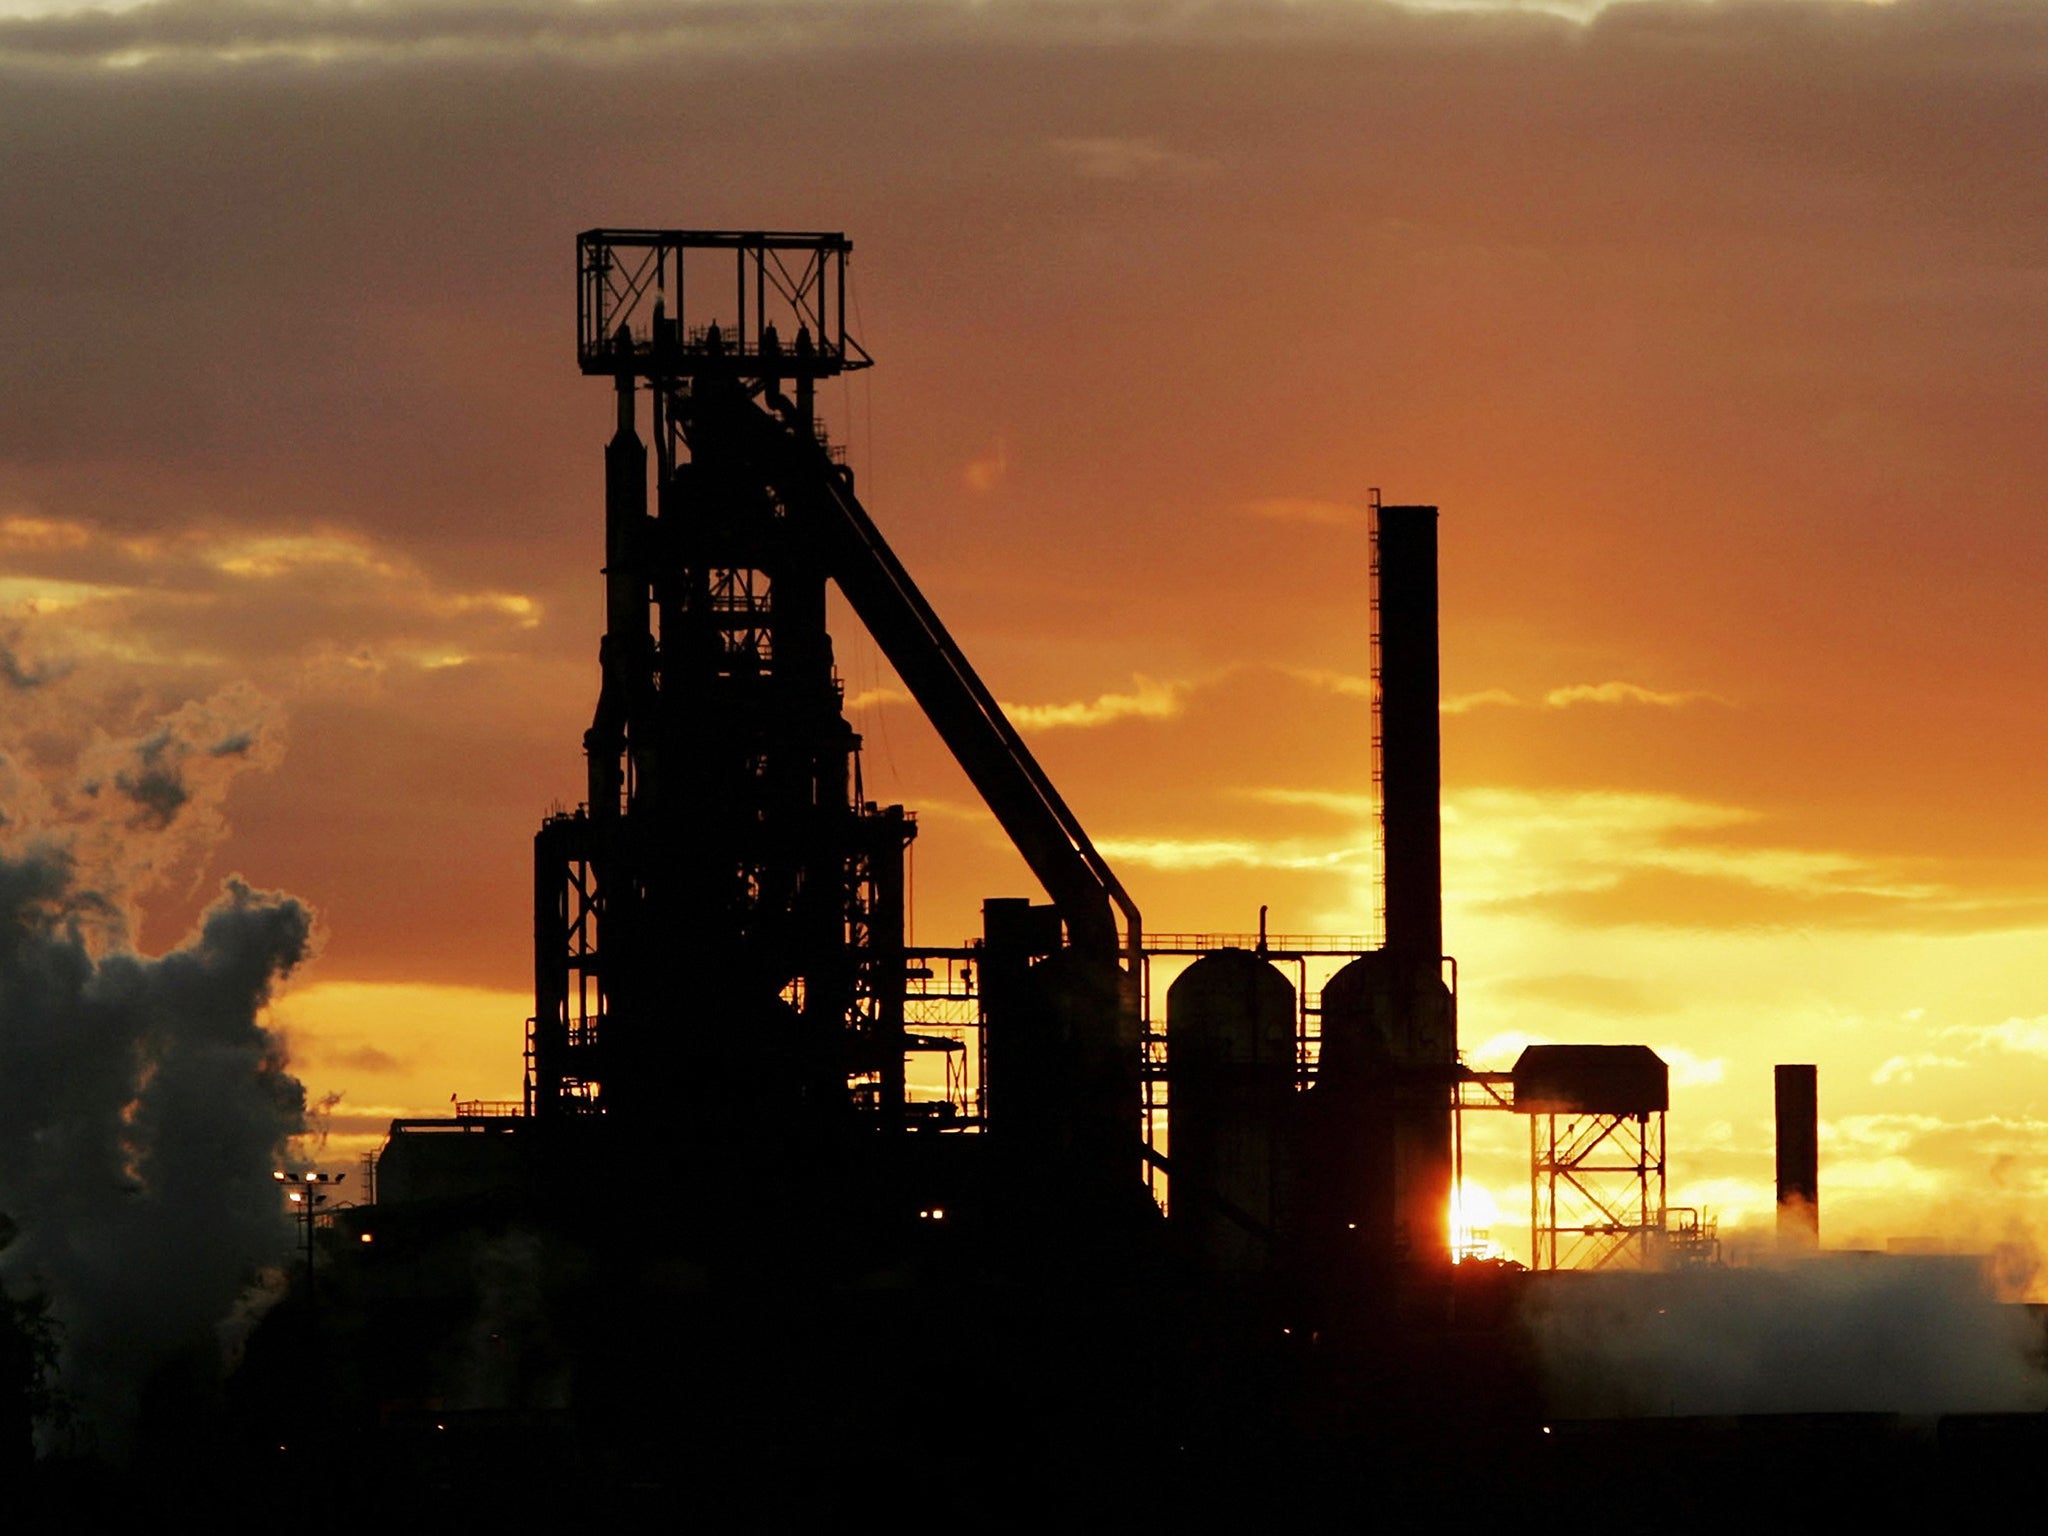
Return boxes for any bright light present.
[288,1192,303,1203]
[1452,1178,1508,1262]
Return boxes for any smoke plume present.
[0,678,312,1449]
[1525,1256,2048,1418]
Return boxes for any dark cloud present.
[101,710,273,832]
[114,729,193,830]
[0,638,66,691]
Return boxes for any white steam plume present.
[1525,1257,2048,1418]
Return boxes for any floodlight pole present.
[275,1169,347,1307]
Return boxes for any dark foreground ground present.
[11,1196,2048,1531]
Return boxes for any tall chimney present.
[1776,1063,1819,1250]
[1377,506,1442,965]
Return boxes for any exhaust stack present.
[1378,505,1443,966]
[1776,1063,1819,1250]
[1311,505,1454,1268]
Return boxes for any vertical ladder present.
[1368,487,1386,944]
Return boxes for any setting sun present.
[1453,1178,1508,1264]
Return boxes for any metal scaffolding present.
[1455,1044,1692,1272]
[1530,1106,1665,1272]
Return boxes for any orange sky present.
[4,0,2048,1272]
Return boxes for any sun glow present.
[1453,1178,1509,1263]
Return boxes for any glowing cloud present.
[0,575,130,613]
[0,513,93,551]
[1049,136,1217,183]
[1946,1017,2048,1058]
[1286,677,1715,714]
[1245,786,1375,818]
[1463,1028,1554,1067]
[207,531,406,580]
[1286,668,1376,700]
[1544,681,1724,709]
[1243,497,1365,526]
[1872,1053,1968,1085]
[1655,1045,1726,1088]
[1439,787,1947,920]
[1441,688,1521,714]
[1006,676,1186,731]
[845,684,913,712]
[963,438,1009,493]
[0,515,545,679]
[1095,833,1368,872]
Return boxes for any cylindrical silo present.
[1313,951,1453,1267]
[1167,949,1298,1277]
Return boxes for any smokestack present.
[1776,1063,1819,1250]
[1306,503,1455,1268]
[1377,505,1442,964]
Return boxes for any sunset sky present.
[4,0,2048,1272]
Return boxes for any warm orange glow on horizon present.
[5,0,2048,1282]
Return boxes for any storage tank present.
[1166,949,1297,1277]
[980,898,1140,1219]
[1313,951,1453,1267]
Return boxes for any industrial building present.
[240,230,2048,1523]
[372,230,1489,1297]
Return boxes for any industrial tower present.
[507,229,1473,1280]
[529,231,1143,1211]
